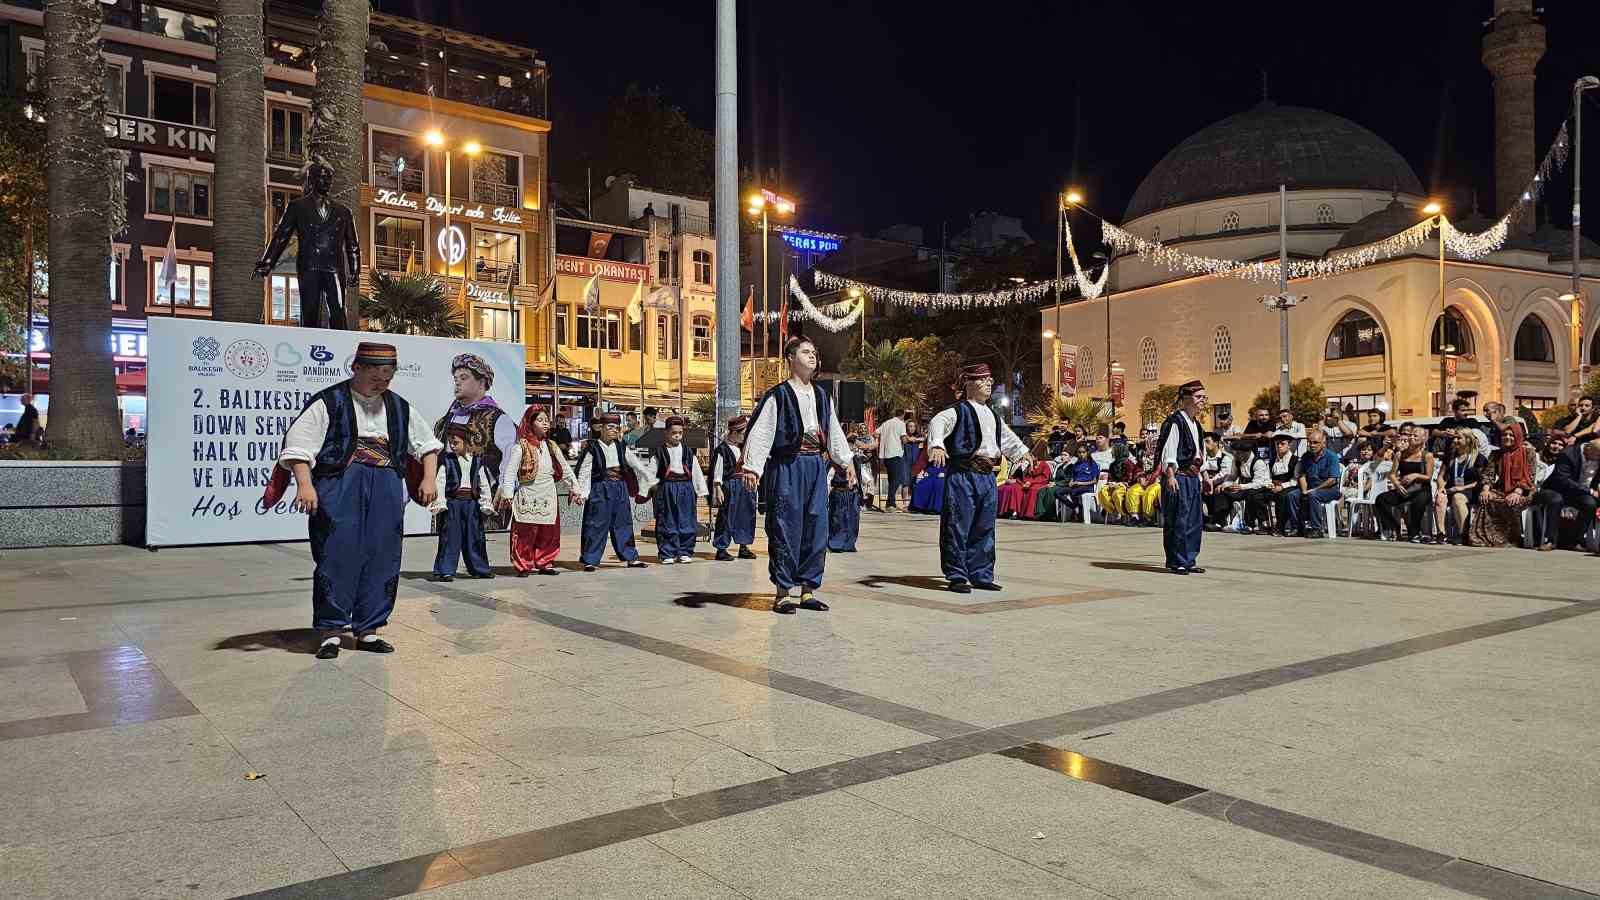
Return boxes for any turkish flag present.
[740,285,755,333]
[587,230,613,258]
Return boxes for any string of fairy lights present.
[750,276,866,332]
[811,121,1571,307]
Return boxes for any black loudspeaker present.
[838,381,866,423]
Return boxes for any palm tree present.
[43,0,120,457]
[308,0,368,326]
[846,339,924,414]
[1027,395,1110,434]
[361,272,465,337]
[211,0,264,323]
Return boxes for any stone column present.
[1481,0,1546,235]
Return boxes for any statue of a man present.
[256,159,360,329]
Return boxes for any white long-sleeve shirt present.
[926,400,1028,462]
[639,443,708,498]
[278,388,441,469]
[741,378,853,477]
[498,440,574,500]
[710,442,743,485]
[429,453,494,514]
[1158,411,1201,470]
[1233,456,1272,490]
[571,439,651,502]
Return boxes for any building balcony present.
[372,244,424,276]
[365,20,548,122]
[471,180,519,208]
[372,162,425,195]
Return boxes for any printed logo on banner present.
[223,340,270,379]
[189,335,223,376]
[309,344,334,363]
[342,352,423,378]
[273,342,302,367]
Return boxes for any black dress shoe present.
[431,574,454,582]
[626,560,648,569]
[798,595,829,611]
[515,570,531,578]
[714,549,735,561]
[738,547,757,559]
[355,637,395,653]
[471,572,495,579]
[971,582,1003,591]
[772,599,798,614]
[583,564,597,572]
[1188,566,1206,574]
[1168,566,1189,575]
[314,642,340,659]
[537,566,559,576]
[949,581,972,594]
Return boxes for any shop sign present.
[555,254,648,283]
[466,282,508,303]
[779,231,840,253]
[104,113,215,156]
[373,189,523,225]
[30,322,147,361]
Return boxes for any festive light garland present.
[1060,208,1109,299]
[759,275,863,332]
[812,269,1104,309]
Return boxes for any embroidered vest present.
[310,381,411,477]
[1158,412,1200,470]
[712,443,739,482]
[583,440,620,484]
[764,381,833,457]
[442,453,485,496]
[434,405,505,489]
[944,401,993,462]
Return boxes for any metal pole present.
[1277,184,1291,411]
[1572,77,1596,395]
[714,0,742,430]
[23,222,33,392]
[1054,200,1062,397]
[1439,215,1447,413]
[760,208,769,361]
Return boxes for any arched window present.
[1212,325,1232,373]
[692,250,712,285]
[1514,315,1554,362]
[1079,347,1095,388]
[1430,306,1474,355]
[1138,336,1157,381]
[1220,211,1239,232]
[1325,310,1386,360]
[1315,203,1335,225]
[1151,226,1160,242]
[691,315,713,359]
[1590,332,1600,367]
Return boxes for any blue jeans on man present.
[1285,486,1342,534]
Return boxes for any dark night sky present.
[376,0,1600,245]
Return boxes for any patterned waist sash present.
[450,487,476,499]
[350,436,393,467]
[776,431,826,460]
[603,467,625,481]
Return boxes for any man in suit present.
[1532,431,1600,551]
[255,159,360,329]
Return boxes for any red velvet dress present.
[1018,460,1055,520]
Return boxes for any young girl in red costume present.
[498,405,574,576]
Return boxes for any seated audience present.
[1470,422,1535,548]
[1285,428,1341,538]
[1532,429,1600,551]
[1437,428,1485,544]
[1375,431,1435,541]
[1211,441,1269,532]
[1097,443,1136,523]
[1265,433,1299,535]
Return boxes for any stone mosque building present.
[1043,0,1600,423]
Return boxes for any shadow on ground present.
[213,629,326,654]
[1091,561,1173,574]
[673,592,776,611]
[856,574,950,592]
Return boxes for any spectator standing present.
[1243,407,1275,436]
[902,415,926,481]
[1047,425,1068,458]
[1216,410,1242,438]
[1471,422,1535,547]
[1359,409,1388,438]
[875,410,908,511]
[1286,428,1341,537]
[13,394,39,444]
[622,411,646,447]
[1375,431,1435,541]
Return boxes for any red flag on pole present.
[740,285,755,333]
[778,286,789,345]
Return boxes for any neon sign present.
[780,232,840,253]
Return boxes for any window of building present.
[1138,336,1157,381]
[1151,226,1160,242]
[104,65,126,114]
[1516,396,1557,411]
[657,249,670,280]
[269,274,300,324]
[1326,394,1386,414]
[1325,310,1385,359]
[692,315,712,359]
[472,229,520,285]
[469,150,519,207]
[150,74,212,127]
[656,312,680,360]
[1514,315,1555,362]
[475,307,512,341]
[692,250,712,285]
[268,186,299,236]
[268,103,305,163]
[577,308,620,350]
[370,130,424,193]
[1079,347,1095,389]
[141,5,218,45]
[149,259,210,308]
[373,215,425,274]
[149,167,211,219]
[1212,325,1232,373]
[555,305,569,346]
[1220,211,1239,232]
[1430,306,1474,355]
[1315,203,1335,225]
[628,318,642,354]
[107,250,126,308]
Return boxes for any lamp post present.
[746,189,794,365]
[1439,342,1457,416]
[1563,76,1600,396]
[1423,200,1447,412]
[1042,329,1060,397]
[423,130,481,297]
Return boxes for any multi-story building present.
[2,0,549,430]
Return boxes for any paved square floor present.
[1,514,1597,899]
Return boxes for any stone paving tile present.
[419,838,748,899]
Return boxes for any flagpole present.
[638,278,646,415]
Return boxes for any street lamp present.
[1567,76,1599,393]
[423,130,481,278]
[1043,329,1060,398]
[1057,189,1085,384]
[747,189,795,360]
[1424,200,1448,412]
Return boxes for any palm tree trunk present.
[308,0,367,328]
[43,0,119,457]
[212,0,264,323]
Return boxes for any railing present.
[365,25,548,121]
[138,4,216,46]
[373,244,424,275]
[373,162,424,194]
[266,35,314,72]
[471,180,518,208]
[472,260,519,285]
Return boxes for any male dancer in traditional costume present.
[710,415,757,561]
[429,425,496,581]
[643,415,707,563]
[1159,379,1208,574]
[926,364,1031,593]
[572,413,651,571]
[498,405,572,576]
[275,342,441,658]
[741,336,855,613]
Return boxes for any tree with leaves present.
[1139,384,1181,429]
[1250,378,1327,425]
[585,85,712,195]
[843,336,959,419]
[361,273,465,337]
[0,93,47,393]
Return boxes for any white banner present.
[146,318,525,547]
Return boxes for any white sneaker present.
[677,555,694,564]
[660,557,676,565]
